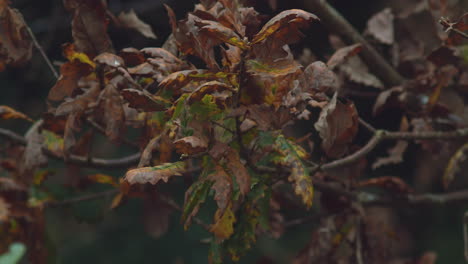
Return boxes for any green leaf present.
[274,134,313,208]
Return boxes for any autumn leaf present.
[274,134,313,208]
[208,165,233,212]
[93,52,125,68]
[118,9,157,39]
[210,203,236,240]
[303,61,338,93]
[196,19,248,50]
[64,0,113,56]
[224,148,251,197]
[47,61,94,102]
[0,2,32,70]
[159,70,227,91]
[125,162,185,185]
[121,89,169,112]
[0,106,32,121]
[314,93,359,158]
[327,43,362,69]
[174,136,208,155]
[88,174,118,187]
[357,176,413,194]
[188,81,233,104]
[251,9,319,44]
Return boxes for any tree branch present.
[304,0,404,87]
[0,127,140,169]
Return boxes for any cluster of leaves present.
[0,0,468,263]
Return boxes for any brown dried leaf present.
[64,0,113,56]
[93,52,125,68]
[119,47,145,67]
[366,8,394,45]
[188,81,232,104]
[208,165,233,212]
[0,2,32,70]
[55,79,100,116]
[118,9,157,39]
[340,56,384,89]
[48,61,94,102]
[125,162,185,185]
[303,61,339,93]
[100,84,125,141]
[0,105,32,121]
[159,69,219,90]
[251,9,319,44]
[174,136,208,155]
[225,148,251,196]
[196,19,248,50]
[121,89,168,112]
[327,43,362,69]
[314,93,359,158]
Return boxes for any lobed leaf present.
[274,134,313,208]
[118,9,157,39]
[174,136,208,155]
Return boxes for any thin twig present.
[303,0,404,87]
[356,218,364,264]
[23,18,59,79]
[49,189,118,206]
[0,127,140,168]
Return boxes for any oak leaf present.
[125,162,185,185]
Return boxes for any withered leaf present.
[55,80,100,116]
[182,175,213,229]
[196,19,248,50]
[224,148,251,196]
[0,106,32,121]
[174,136,208,155]
[303,61,338,93]
[274,134,313,208]
[208,165,233,212]
[125,162,185,185]
[366,8,394,45]
[22,121,48,175]
[340,56,384,89]
[141,47,182,64]
[100,84,125,141]
[159,69,222,90]
[118,9,157,39]
[119,47,145,66]
[327,43,362,69]
[94,52,125,68]
[88,174,118,187]
[0,2,32,70]
[210,203,236,240]
[64,0,113,56]
[48,61,94,102]
[314,93,359,158]
[188,81,232,104]
[251,9,319,44]
[121,89,168,112]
